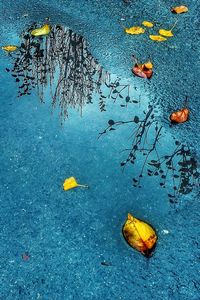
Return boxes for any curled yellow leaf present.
[2,45,18,52]
[171,5,188,14]
[143,61,153,69]
[142,21,154,28]
[149,35,167,41]
[125,26,145,35]
[31,24,51,37]
[123,213,157,256]
[63,177,88,191]
[159,29,174,37]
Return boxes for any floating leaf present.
[170,108,189,124]
[171,5,188,14]
[125,26,145,35]
[63,177,88,191]
[31,24,51,36]
[144,61,153,69]
[159,29,174,37]
[132,61,153,79]
[159,21,177,37]
[149,35,167,41]
[142,21,154,28]
[2,45,18,52]
[122,213,157,257]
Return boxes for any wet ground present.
[0,1,200,299]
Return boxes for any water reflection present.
[5,23,199,202]
[7,23,135,122]
[99,105,199,203]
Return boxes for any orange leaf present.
[132,62,153,79]
[170,108,189,123]
[171,5,188,14]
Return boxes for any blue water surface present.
[0,0,200,299]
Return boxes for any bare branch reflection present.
[99,106,200,203]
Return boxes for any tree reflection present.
[7,23,135,123]
[99,105,199,202]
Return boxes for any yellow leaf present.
[2,45,18,52]
[159,29,174,37]
[125,26,145,35]
[122,213,157,256]
[143,60,153,69]
[63,177,88,191]
[171,5,188,14]
[149,35,167,41]
[142,21,154,28]
[31,24,51,37]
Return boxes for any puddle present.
[0,19,200,300]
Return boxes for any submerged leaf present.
[149,35,167,41]
[170,108,189,124]
[31,24,51,36]
[142,21,154,28]
[125,26,145,35]
[159,29,174,37]
[171,5,188,14]
[122,213,157,256]
[2,45,18,52]
[63,177,88,191]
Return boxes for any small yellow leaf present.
[2,45,18,52]
[31,24,51,37]
[159,29,174,37]
[142,21,154,28]
[63,177,88,191]
[171,5,188,14]
[143,61,153,69]
[149,35,167,41]
[125,26,145,35]
[122,213,157,256]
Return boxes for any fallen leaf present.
[159,20,178,37]
[122,213,157,256]
[144,60,153,69]
[2,45,18,52]
[171,5,188,14]
[125,26,145,35]
[63,177,88,191]
[142,21,154,28]
[159,29,173,37]
[31,24,51,37]
[170,108,189,123]
[149,35,167,41]
[132,61,153,79]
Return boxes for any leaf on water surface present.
[125,26,145,35]
[170,108,189,124]
[132,61,153,79]
[2,45,18,52]
[159,29,174,37]
[63,177,88,191]
[142,21,154,28]
[159,21,178,37]
[31,24,51,36]
[149,35,167,41]
[122,213,157,257]
[171,5,188,14]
